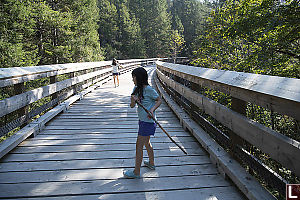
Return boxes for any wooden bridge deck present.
[0,66,245,199]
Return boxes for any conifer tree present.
[0,0,37,67]
[98,0,120,59]
[129,0,172,57]
[66,0,103,62]
[171,0,210,56]
[119,2,145,58]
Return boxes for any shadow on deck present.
[0,67,245,200]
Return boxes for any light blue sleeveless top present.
[132,85,159,123]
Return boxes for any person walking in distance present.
[123,67,162,178]
[112,58,120,87]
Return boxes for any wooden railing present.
[155,61,300,198]
[0,58,160,158]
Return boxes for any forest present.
[0,0,299,198]
[1,0,299,78]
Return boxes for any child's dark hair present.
[131,67,149,99]
[112,58,117,65]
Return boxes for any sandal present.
[144,161,156,170]
[123,170,140,179]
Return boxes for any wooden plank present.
[41,128,183,134]
[0,164,217,183]
[70,102,170,107]
[72,102,170,108]
[32,131,192,140]
[54,116,183,121]
[72,102,169,107]
[157,68,300,177]
[0,70,141,159]
[1,148,205,162]
[64,110,170,114]
[17,137,196,147]
[157,62,300,121]
[65,106,171,111]
[33,132,190,139]
[69,106,170,111]
[0,123,40,159]
[66,108,171,112]
[0,59,153,87]
[10,142,200,154]
[46,118,179,124]
[43,125,183,131]
[43,124,182,129]
[0,61,111,79]
[0,175,232,199]
[38,128,186,134]
[0,155,210,172]
[155,72,276,200]
[0,68,112,117]
[0,66,245,200]
[55,114,174,119]
[61,113,172,118]
[46,120,180,126]
[16,187,244,200]
[56,113,176,118]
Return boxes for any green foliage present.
[170,0,211,56]
[68,0,104,62]
[192,0,299,78]
[98,0,146,59]
[98,0,120,59]
[0,0,103,68]
[118,2,145,58]
[0,0,38,67]
[170,30,185,62]
[129,0,172,57]
[190,1,300,196]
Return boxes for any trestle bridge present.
[0,58,299,199]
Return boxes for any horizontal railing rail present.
[0,58,161,141]
[156,61,300,196]
[0,59,162,88]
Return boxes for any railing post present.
[229,97,246,159]
[189,81,201,126]
[14,83,29,126]
[50,75,58,100]
[69,72,77,94]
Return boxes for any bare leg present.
[134,135,150,175]
[113,75,116,87]
[145,139,154,166]
[116,75,119,86]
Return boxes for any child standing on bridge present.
[112,58,120,87]
[123,67,162,179]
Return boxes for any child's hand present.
[131,95,139,103]
[148,109,154,119]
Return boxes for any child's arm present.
[149,96,162,117]
[130,95,138,108]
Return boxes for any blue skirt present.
[138,120,157,136]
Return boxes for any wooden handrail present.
[156,61,300,178]
[0,58,162,158]
[0,58,163,136]
[0,59,162,116]
[0,59,163,88]
[156,61,300,121]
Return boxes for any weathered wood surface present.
[0,58,157,87]
[157,61,300,121]
[155,70,275,200]
[0,66,245,200]
[157,67,300,178]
